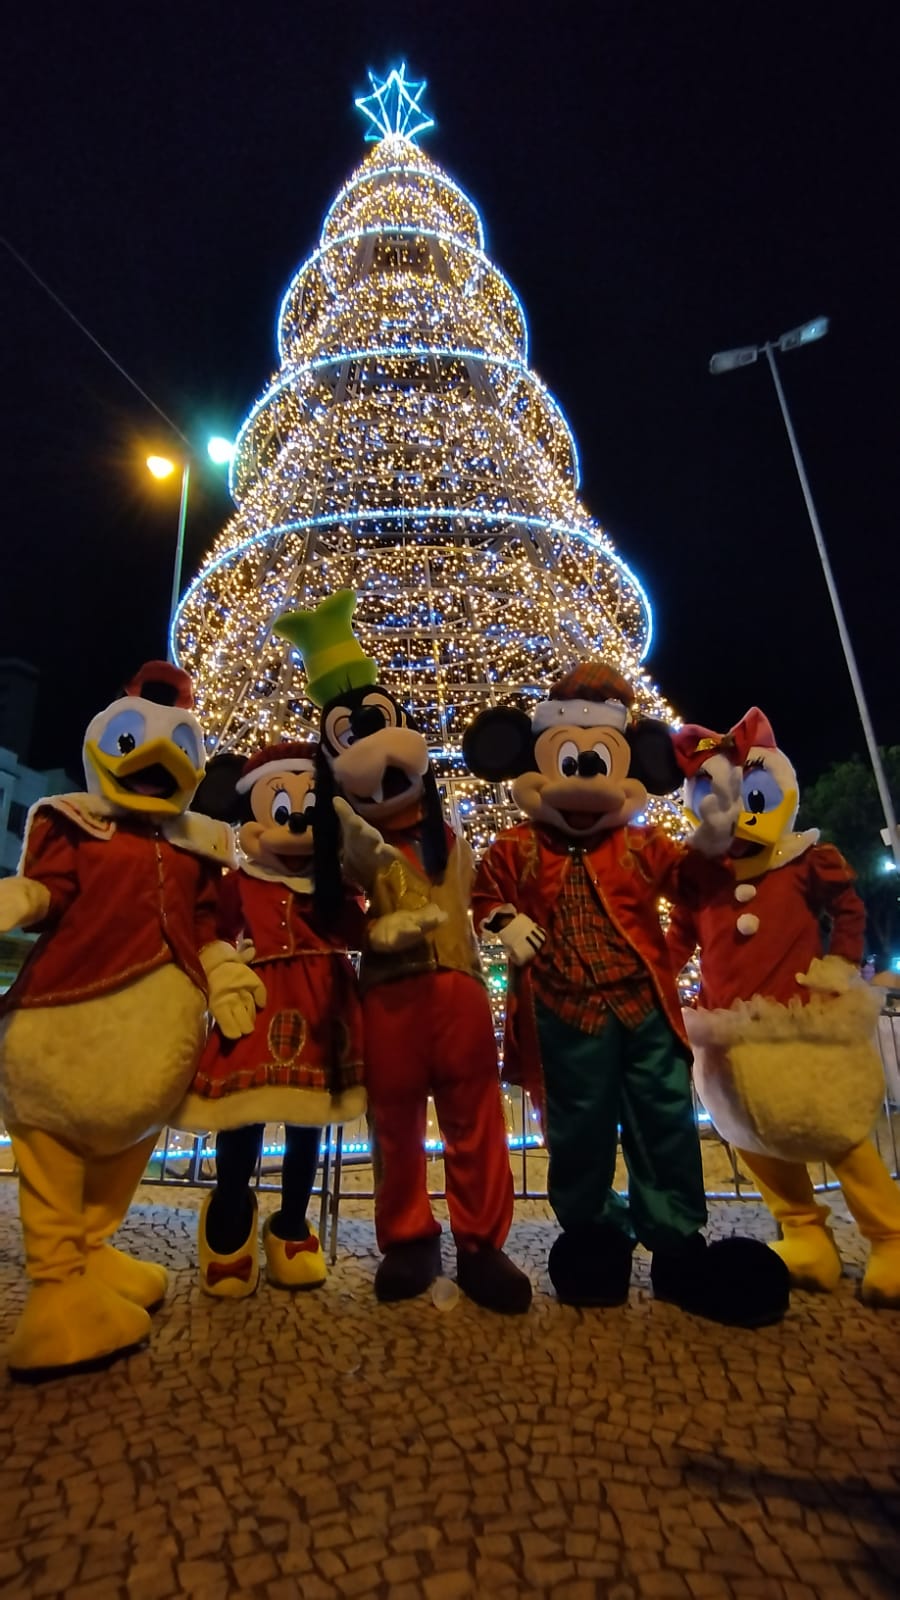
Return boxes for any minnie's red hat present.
[236,741,318,794]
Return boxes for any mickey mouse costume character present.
[668,708,900,1307]
[464,662,790,1326]
[275,592,531,1315]
[173,741,366,1296]
[0,662,265,1378]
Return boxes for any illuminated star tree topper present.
[354,62,435,144]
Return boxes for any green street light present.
[145,436,232,662]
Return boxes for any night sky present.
[2,2,897,786]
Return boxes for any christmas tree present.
[176,66,676,849]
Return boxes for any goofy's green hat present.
[275,590,378,709]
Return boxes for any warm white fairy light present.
[175,100,686,847]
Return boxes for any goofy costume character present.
[275,592,531,1315]
[464,663,790,1327]
[669,708,900,1307]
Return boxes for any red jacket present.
[215,867,365,962]
[472,822,730,1105]
[666,841,865,1010]
[2,807,221,1010]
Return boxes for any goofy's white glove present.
[369,904,448,953]
[688,764,742,857]
[496,912,547,968]
[0,875,51,933]
[200,940,267,1041]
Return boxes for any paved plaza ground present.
[1,1177,899,1600]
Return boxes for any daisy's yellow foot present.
[86,1244,168,1309]
[861,1240,900,1308]
[264,1217,327,1289]
[7,1276,151,1379]
[769,1222,842,1292]
[198,1190,259,1299]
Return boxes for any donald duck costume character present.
[668,708,900,1307]
[0,663,265,1377]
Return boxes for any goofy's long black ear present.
[312,752,344,930]
[628,718,682,795]
[190,752,246,823]
[462,708,536,781]
[420,765,449,881]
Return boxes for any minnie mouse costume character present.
[173,742,366,1295]
[276,592,531,1315]
[464,662,790,1327]
[0,662,264,1377]
[669,708,900,1307]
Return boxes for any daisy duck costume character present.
[0,662,265,1378]
[275,591,531,1315]
[173,742,366,1296]
[668,707,900,1307]
[464,662,790,1326]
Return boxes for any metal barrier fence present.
[3,1006,900,1253]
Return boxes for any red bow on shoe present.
[206,1254,255,1287]
[284,1236,321,1259]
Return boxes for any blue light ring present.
[230,348,577,501]
[275,226,528,367]
[321,161,485,251]
[173,510,652,661]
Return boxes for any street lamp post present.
[146,437,233,663]
[710,318,900,873]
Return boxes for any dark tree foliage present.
[798,749,900,964]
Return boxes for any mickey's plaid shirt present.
[531,846,656,1036]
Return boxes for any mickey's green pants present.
[535,999,707,1250]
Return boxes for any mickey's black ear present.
[627,719,682,796]
[462,708,536,781]
[191,752,246,822]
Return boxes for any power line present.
[0,233,193,450]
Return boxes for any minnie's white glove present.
[200,940,267,1040]
[497,913,547,968]
[369,904,448,952]
[688,765,742,857]
[0,876,51,932]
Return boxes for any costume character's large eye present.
[741,765,783,815]
[557,739,579,777]
[172,722,201,767]
[98,709,146,757]
[271,789,292,826]
[689,772,713,812]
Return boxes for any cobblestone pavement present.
[1,1179,899,1599]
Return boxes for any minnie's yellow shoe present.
[769,1222,843,1292]
[86,1244,168,1309]
[198,1191,259,1299]
[263,1218,327,1289]
[7,1276,152,1380]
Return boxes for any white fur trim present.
[685,987,883,1162]
[239,858,315,894]
[734,883,757,903]
[235,758,315,794]
[736,913,760,937]
[21,795,237,869]
[531,698,629,733]
[171,1082,367,1134]
[0,966,206,1157]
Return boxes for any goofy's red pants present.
[362,969,514,1253]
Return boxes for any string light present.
[174,82,684,853]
